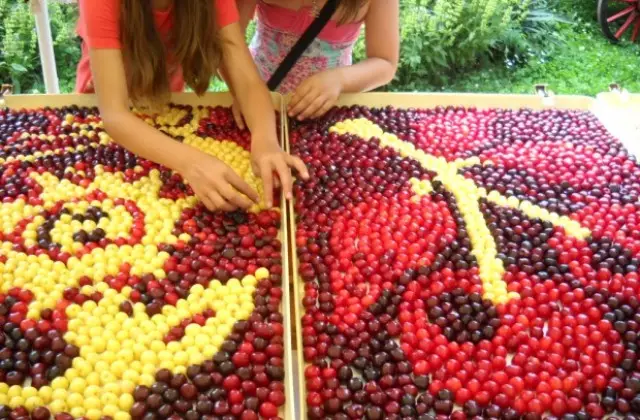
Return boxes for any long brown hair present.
[120,0,221,104]
[337,0,368,24]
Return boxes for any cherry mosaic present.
[0,104,286,419]
[291,105,640,419]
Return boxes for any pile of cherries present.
[0,105,286,419]
[292,105,640,419]
[130,319,286,420]
[0,290,79,389]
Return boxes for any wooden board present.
[331,91,595,110]
[281,104,301,420]
[1,91,282,109]
[0,91,295,420]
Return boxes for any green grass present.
[438,21,640,96]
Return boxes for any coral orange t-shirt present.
[75,0,239,93]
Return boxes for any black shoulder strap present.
[267,0,340,91]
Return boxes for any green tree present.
[0,0,81,93]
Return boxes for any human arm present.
[218,22,309,207]
[88,48,259,211]
[237,0,257,34]
[78,0,259,211]
[220,0,259,129]
[288,0,400,120]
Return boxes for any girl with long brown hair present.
[76,0,308,210]
[231,0,399,124]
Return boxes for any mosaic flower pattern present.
[0,104,286,420]
[292,105,640,419]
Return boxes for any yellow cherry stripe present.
[331,118,511,303]
[330,118,592,304]
[409,178,434,198]
[481,189,590,239]
[0,130,109,165]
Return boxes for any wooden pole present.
[31,0,60,94]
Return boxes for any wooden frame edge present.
[2,91,283,109]
[278,95,296,420]
[281,103,307,420]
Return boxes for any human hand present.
[182,151,259,212]
[288,70,342,120]
[231,98,246,130]
[251,137,309,208]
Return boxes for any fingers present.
[198,183,252,213]
[219,182,254,210]
[273,159,293,200]
[191,185,217,212]
[289,83,311,113]
[260,164,275,208]
[288,94,315,119]
[296,96,326,121]
[287,155,310,180]
[198,191,217,212]
[251,160,260,178]
[288,89,315,119]
[224,170,260,204]
[310,98,332,120]
[209,191,235,212]
[232,103,245,130]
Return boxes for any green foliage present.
[384,0,569,91]
[246,20,257,45]
[0,0,80,93]
[1,0,39,92]
[443,22,640,96]
[551,0,595,22]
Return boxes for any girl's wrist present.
[248,116,278,147]
[251,131,280,149]
[174,144,208,174]
[330,67,348,93]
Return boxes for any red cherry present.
[259,402,278,418]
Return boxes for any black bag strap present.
[267,0,340,91]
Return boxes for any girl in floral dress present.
[234,0,399,123]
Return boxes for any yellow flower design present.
[330,118,592,304]
[0,107,277,419]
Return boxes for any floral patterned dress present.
[249,0,363,94]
